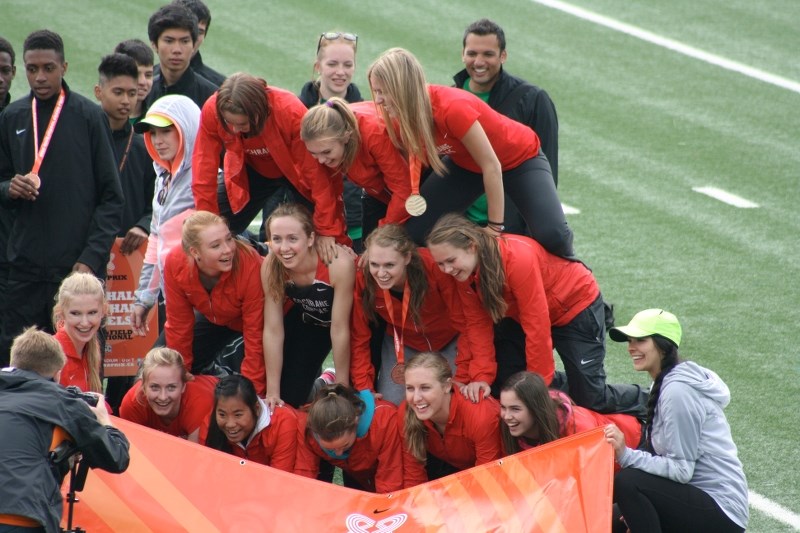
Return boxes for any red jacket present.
[227,402,303,473]
[54,328,96,393]
[192,87,346,240]
[398,389,502,487]
[350,249,463,391]
[516,391,642,470]
[163,244,264,372]
[119,375,218,440]
[344,102,411,226]
[295,399,404,493]
[456,235,599,385]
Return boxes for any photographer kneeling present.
[0,327,130,533]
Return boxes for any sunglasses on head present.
[317,32,358,53]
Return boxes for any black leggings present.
[404,154,574,259]
[279,305,332,408]
[613,468,745,533]
[215,165,313,236]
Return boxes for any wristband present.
[487,223,505,232]
[487,219,505,226]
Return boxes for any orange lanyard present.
[118,127,135,174]
[31,88,66,174]
[383,280,410,365]
[409,156,421,196]
[405,156,427,216]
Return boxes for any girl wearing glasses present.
[301,98,412,240]
[258,203,354,409]
[350,224,461,405]
[161,211,264,375]
[296,383,406,492]
[193,72,348,263]
[131,95,201,340]
[368,48,574,259]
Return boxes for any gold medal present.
[405,194,427,216]
[27,173,41,190]
[390,363,406,384]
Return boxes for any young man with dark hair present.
[454,19,559,183]
[95,53,155,255]
[454,18,560,238]
[170,0,226,86]
[95,53,157,412]
[114,38,155,124]
[0,36,15,112]
[0,29,124,366]
[145,3,218,113]
[0,327,130,532]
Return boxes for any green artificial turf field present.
[3,1,798,530]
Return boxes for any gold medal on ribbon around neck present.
[27,173,41,190]
[405,194,427,216]
[390,363,406,384]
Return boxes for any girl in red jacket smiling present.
[52,272,106,394]
[192,72,347,262]
[427,214,645,418]
[399,352,503,486]
[297,384,405,493]
[367,48,573,258]
[259,203,354,409]
[120,347,217,443]
[499,371,641,458]
[205,374,302,473]
[351,224,462,405]
[300,97,411,239]
[162,211,264,376]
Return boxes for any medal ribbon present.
[408,155,421,196]
[382,279,410,365]
[31,88,66,174]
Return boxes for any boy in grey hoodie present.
[605,309,748,533]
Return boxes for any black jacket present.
[190,51,226,87]
[112,122,155,235]
[298,81,363,108]
[453,67,559,184]
[153,52,226,90]
[145,65,218,115]
[0,81,124,280]
[0,368,130,532]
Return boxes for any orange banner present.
[104,239,159,377]
[61,419,612,532]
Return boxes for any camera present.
[65,385,99,407]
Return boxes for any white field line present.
[530,0,800,94]
[692,186,759,208]
[749,491,800,530]
[561,203,581,215]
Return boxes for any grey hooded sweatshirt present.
[134,94,201,310]
[618,361,749,529]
